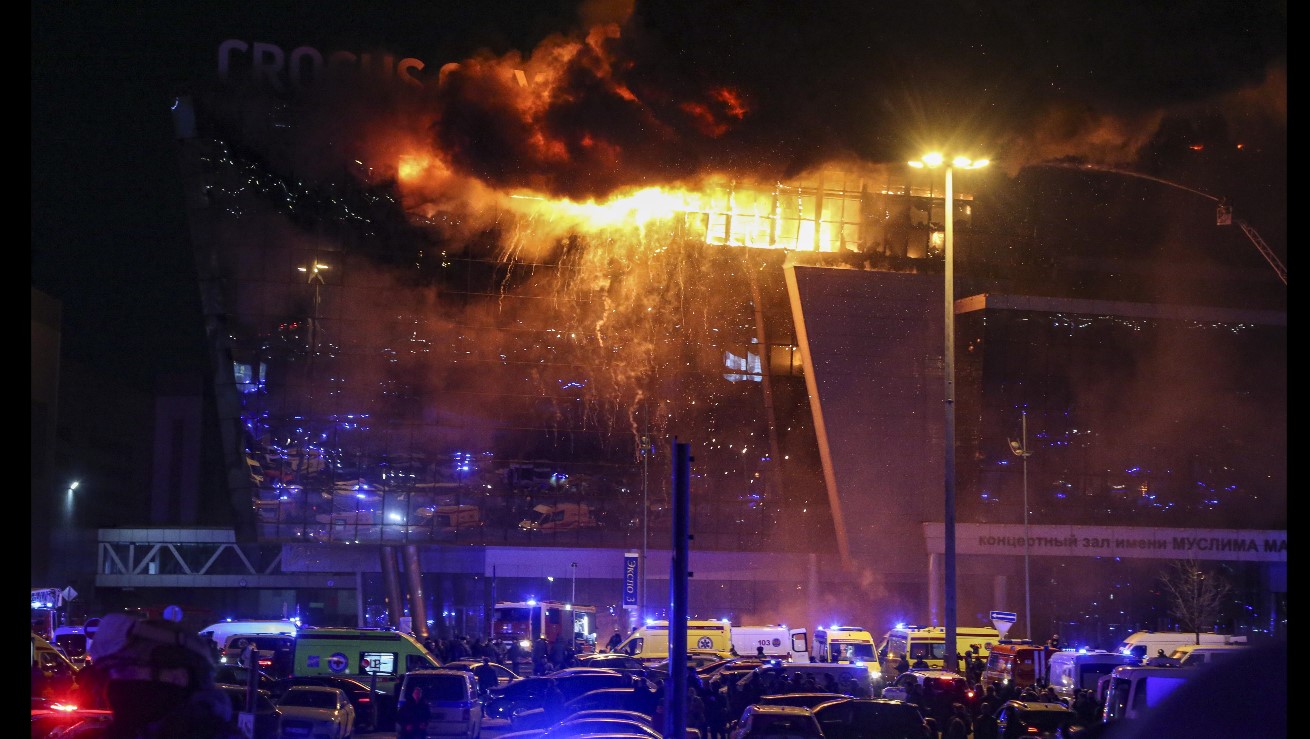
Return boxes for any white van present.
[397,669,483,739]
[1102,665,1198,722]
[1047,649,1140,702]
[1169,643,1250,668]
[1114,631,1245,662]
[732,625,794,659]
[199,619,298,652]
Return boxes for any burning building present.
[88,4,1285,642]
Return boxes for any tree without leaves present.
[1159,558,1232,641]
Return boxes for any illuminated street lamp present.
[297,262,330,362]
[908,152,989,673]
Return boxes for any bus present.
[491,600,597,661]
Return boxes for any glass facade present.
[172,85,1283,638]
[957,305,1286,530]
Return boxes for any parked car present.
[538,716,663,739]
[442,659,522,689]
[396,669,483,739]
[810,697,932,739]
[509,687,660,730]
[700,660,765,690]
[646,649,733,674]
[729,704,825,739]
[483,669,649,723]
[215,684,282,739]
[31,698,113,739]
[268,675,387,734]
[993,700,1079,739]
[880,669,972,723]
[756,692,851,710]
[275,685,354,739]
[572,653,664,682]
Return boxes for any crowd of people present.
[420,630,585,676]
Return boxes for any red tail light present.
[358,696,371,703]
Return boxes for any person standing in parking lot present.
[943,702,971,739]
[533,637,550,675]
[605,629,623,652]
[474,657,499,696]
[396,685,431,739]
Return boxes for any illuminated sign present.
[622,552,639,607]
[923,524,1287,562]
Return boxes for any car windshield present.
[282,690,337,709]
[55,634,88,656]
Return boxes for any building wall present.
[784,266,945,626]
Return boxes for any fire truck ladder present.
[1039,162,1287,286]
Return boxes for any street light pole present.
[570,562,577,604]
[1012,411,1034,641]
[910,152,988,675]
[641,429,649,625]
[1022,412,1031,641]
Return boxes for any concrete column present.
[403,544,429,640]
[381,546,403,629]
[994,574,1008,612]
[929,553,941,626]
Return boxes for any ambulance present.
[292,627,441,695]
[613,620,732,662]
[880,625,1000,679]
[980,639,1059,692]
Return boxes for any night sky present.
[32,0,1286,389]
